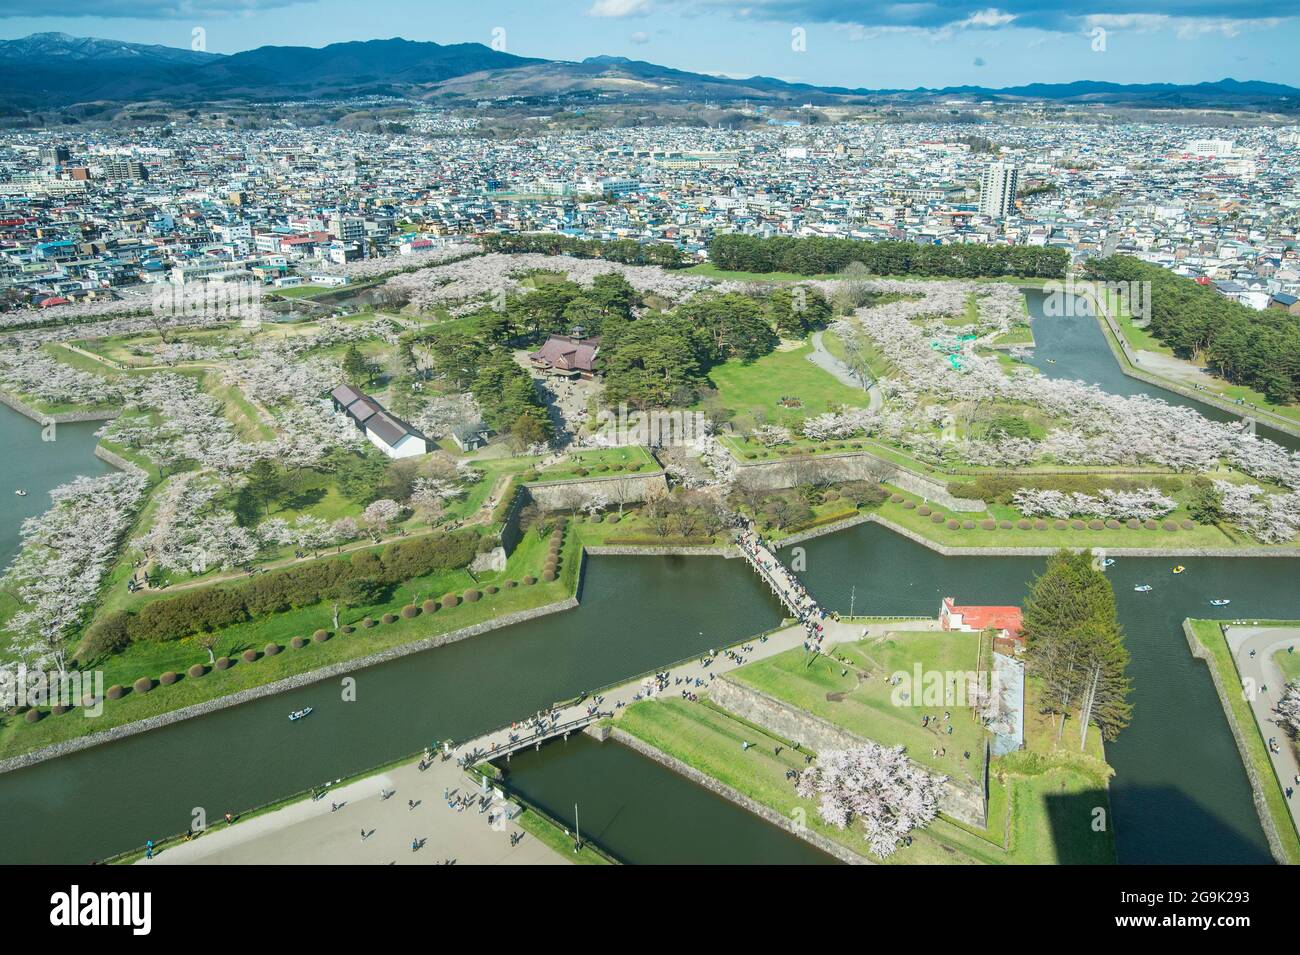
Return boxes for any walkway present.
[141,756,567,866]
[809,330,882,411]
[1225,625,1300,834]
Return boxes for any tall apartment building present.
[104,159,149,182]
[978,162,1019,219]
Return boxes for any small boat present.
[1101,558,1116,568]
[288,707,313,722]
[1172,565,1186,574]
[1045,358,1056,364]
[1210,599,1231,607]
[13,489,26,496]
[1134,584,1153,593]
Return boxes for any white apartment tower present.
[978,162,1019,219]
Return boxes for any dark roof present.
[366,411,410,447]
[331,383,364,407]
[530,335,599,373]
[348,398,381,423]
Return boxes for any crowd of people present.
[737,526,828,652]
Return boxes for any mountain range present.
[1,31,1297,113]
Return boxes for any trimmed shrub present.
[1144,520,1159,530]
[1071,519,1086,530]
[188,664,206,678]
[1054,520,1069,530]
[380,613,397,624]
[1180,519,1196,530]
[441,593,459,609]
[930,513,944,524]
[291,636,307,649]
[981,519,997,530]
[361,617,376,628]
[999,520,1013,529]
[77,610,131,660]
[1105,519,1121,529]
[24,708,42,724]
[889,494,904,503]
[265,643,281,656]
[422,599,438,614]
[542,569,557,581]
[52,704,69,716]
[947,519,961,530]
[340,625,354,635]
[917,505,932,516]
[401,605,419,619]
[962,520,976,530]
[1016,519,1032,530]
[1088,520,1105,530]
[523,575,537,586]
[1034,520,1048,530]
[313,630,331,642]
[485,585,498,595]
[902,500,916,510]
[463,589,481,602]
[504,579,517,588]
[242,648,258,663]
[1127,518,1142,529]
[1163,521,1179,532]
[606,514,620,524]
[133,677,153,694]
[214,656,231,671]
[159,671,179,686]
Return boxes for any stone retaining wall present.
[731,449,985,513]
[0,389,119,424]
[1182,620,1291,865]
[708,676,986,827]
[525,471,668,511]
[0,596,580,776]
[610,728,871,865]
[584,544,739,558]
[94,445,147,476]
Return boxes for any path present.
[1225,625,1300,834]
[809,330,881,411]
[141,756,567,866]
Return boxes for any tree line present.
[708,234,1069,279]
[1085,255,1300,404]
[481,233,686,268]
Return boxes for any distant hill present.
[0,31,1296,112]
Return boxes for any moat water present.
[0,292,1295,864]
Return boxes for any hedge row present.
[81,530,479,652]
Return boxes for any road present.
[808,330,882,412]
[1224,625,1300,833]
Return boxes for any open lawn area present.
[702,338,872,430]
[728,630,989,787]
[535,445,656,482]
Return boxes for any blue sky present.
[0,0,1297,88]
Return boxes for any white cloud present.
[587,0,653,18]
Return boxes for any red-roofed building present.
[530,335,600,380]
[939,597,1024,653]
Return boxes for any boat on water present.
[14,489,26,496]
[1101,558,1116,568]
[1045,358,1056,364]
[1210,599,1231,607]
[1172,565,1186,574]
[288,707,313,722]
[1134,584,1153,593]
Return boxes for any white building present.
[330,384,428,459]
[978,162,1019,219]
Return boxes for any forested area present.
[1085,255,1300,404]
[708,234,1068,279]
[480,232,686,268]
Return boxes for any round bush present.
[242,649,258,663]
[590,514,603,523]
[361,617,376,629]
[159,671,179,686]
[106,684,125,701]
[930,513,944,524]
[463,589,481,602]
[485,585,498,595]
[1088,520,1105,530]
[1105,519,1121,529]
[401,605,419,619]
[917,505,932,516]
[542,569,557,581]
[188,664,206,678]
[1016,519,1032,530]
[1054,520,1069,530]
[313,629,331,642]
[422,599,438,614]
[999,520,1013,529]
[962,520,976,530]
[1180,519,1195,530]
[214,656,231,671]
[504,579,517,588]
[981,519,997,530]
[1163,521,1179,532]
[947,519,961,530]
[81,693,98,708]
[606,514,620,524]
[52,703,69,716]
[1071,519,1086,530]
[902,501,916,510]
[890,494,904,503]
[380,613,396,625]
[133,677,153,694]
[340,625,355,635]
[1144,520,1159,530]
[24,708,42,724]
[1034,520,1048,531]
[265,643,281,656]
[523,575,537,586]
[1127,518,1142,529]
[441,593,459,609]
[291,636,307,649]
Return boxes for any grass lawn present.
[1276,647,1300,682]
[535,445,656,481]
[1187,619,1300,864]
[727,631,989,787]
[702,338,872,429]
[0,523,586,761]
